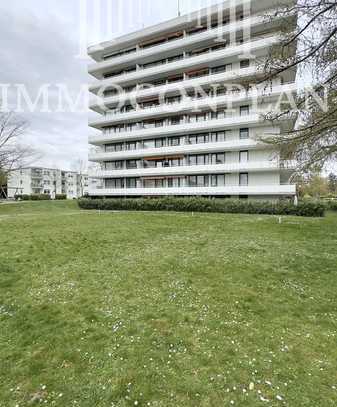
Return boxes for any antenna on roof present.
[178,0,181,16]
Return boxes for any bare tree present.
[0,112,37,197]
[72,158,88,197]
[256,0,337,173]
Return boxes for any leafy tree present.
[297,172,329,197]
[258,0,337,172]
[328,172,337,194]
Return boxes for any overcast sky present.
[0,0,220,170]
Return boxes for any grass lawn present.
[0,201,336,406]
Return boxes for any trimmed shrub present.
[15,194,51,201]
[30,194,51,201]
[78,197,325,217]
[15,194,30,201]
[55,194,67,200]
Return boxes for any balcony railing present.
[101,159,295,173]
[94,33,277,94]
[100,14,246,63]
[100,65,254,100]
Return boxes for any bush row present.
[78,197,325,217]
[55,194,67,200]
[15,194,51,201]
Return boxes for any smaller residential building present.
[7,167,90,199]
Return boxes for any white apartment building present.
[7,167,89,199]
[88,0,297,199]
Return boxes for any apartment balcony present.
[89,139,264,162]
[89,35,280,93]
[89,184,296,197]
[88,14,283,79]
[90,66,260,112]
[89,113,296,145]
[92,160,296,179]
[89,83,296,128]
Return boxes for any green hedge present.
[326,200,337,211]
[78,197,325,217]
[15,194,51,201]
[55,194,67,200]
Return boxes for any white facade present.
[7,167,89,199]
[87,0,297,199]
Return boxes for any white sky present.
[0,0,221,170]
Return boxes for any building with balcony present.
[88,0,297,199]
[7,167,90,199]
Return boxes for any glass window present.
[106,161,123,170]
[240,128,249,139]
[198,134,208,143]
[240,59,250,68]
[170,158,182,167]
[143,139,156,148]
[239,151,249,162]
[239,173,248,186]
[155,138,165,148]
[240,105,250,116]
[126,178,137,188]
[170,116,183,125]
[144,179,155,188]
[211,174,225,186]
[106,178,124,188]
[126,141,136,150]
[155,179,164,188]
[212,65,226,74]
[126,160,138,169]
[213,131,226,142]
[106,143,123,152]
[189,155,197,166]
[198,155,209,165]
[196,112,207,122]
[215,153,226,164]
[211,110,226,120]
[169,137,180,146]
[168,178,182,188]
[188,175,208,187]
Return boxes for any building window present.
[126,141,137,150]
[188,133,209,144]
[126,178,137,188]
[168,137,180,146]
[105,161,123,170]
[211,174,225,187]
[240,105,250,116]
[188,175,209,187]
[239,173,248,186]
[106,143,123,152]
[143,139,155,149]
[155,138,165,148]
[240,128,249,139]
[106,178,124,189]
[211,110,226,120]
[155,179,164,188]
[126,160,138,169]
[240,59,250,69]
[189,154,209,166]
[239,151,249,163]
[168,178,182,188]
[170,116,183,125]
[211,131,227,142]
[215,153,226,164]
